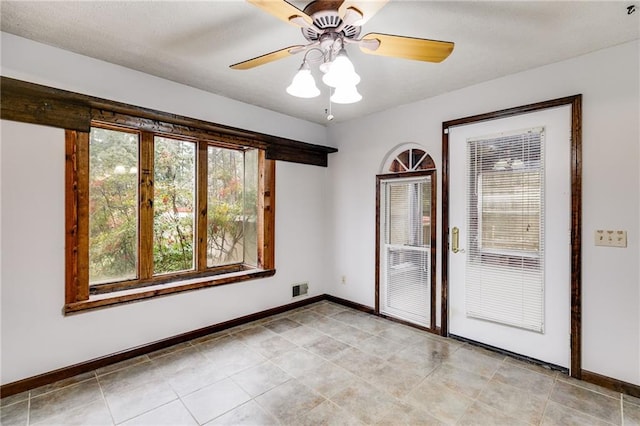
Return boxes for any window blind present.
[382,178,431,327]
[465,127,545,332]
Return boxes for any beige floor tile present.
[550,380,621,424]
[231,361,292,397]
[147,341,192,359]
[98,361,161,393]
[96,355,151,376]
[458,401,529,426]
[444,345,503,378]
[329,379,405,425]
[387,346,442,377]
[286,310,326,326]
[375,400,444,426]
[121,400,197,425]
[297,399,363,426]
[29,378,104,424]
[477,378,547,424]
[376,322,425,343]
[182,378,251,424]
[428,363,491,399]
[625,394,640,406]
[541,400,613,426]
[492,361,556,397]
[504,355,559,378]
[406,379,474,424]
[255,379,325,423]
[163,360,228,397]
[270,348,327,377]
[0,390,29,408]
[31,399,113,426]
[206,400,278,425]
[248,334,298,359]
[231,325,279,344]
[307,302,347,316]
[624,400,640,426]
[103,377,177,424]
[362,362,425,399]
[354,335,403,360]
[279,324,326,346]
[0,398,29,426]
[198,341,266,376]
[296,361,358,398]
[30,371,96,398]
[331,347,386,378]
[262,318,302,334]
[557,374,622,399]
[302,335,351,359]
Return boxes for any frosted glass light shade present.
[322,49,360,88]
[331,85,362,104]
[286,63,320,98]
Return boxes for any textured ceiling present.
[1,1,638,125]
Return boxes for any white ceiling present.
[1,1,638,125]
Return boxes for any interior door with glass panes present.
[448,106,572,368]
[380,175,434,328]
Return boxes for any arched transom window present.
[388,148,435,173]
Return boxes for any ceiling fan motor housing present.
[301,1,361,42]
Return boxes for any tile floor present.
[2,301,639,425]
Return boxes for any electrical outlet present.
[594,230,627,247]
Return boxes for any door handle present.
[452,227,460,253]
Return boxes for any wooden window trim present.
[64,127,276,314]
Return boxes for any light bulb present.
[331,85,362,104]
[322,48,360,88]
[286,62,320,98]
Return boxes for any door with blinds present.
[448,106,572,368]
[379,174,435,328]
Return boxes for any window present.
[65,123,275,312]
[465,127,545,332]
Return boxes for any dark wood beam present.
[1,76,337,167]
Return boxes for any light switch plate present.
[595,230,627,247]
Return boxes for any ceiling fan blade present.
[360,33,454,63]
[338,0,389,26]
[230,45,305,70]
[247,0,313,26]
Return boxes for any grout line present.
[621,393,624,425]
[95,370,116,426]
[25,391,31,426]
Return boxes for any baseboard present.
[581,370,640,398]
[3,294,639,400]
[323,294,375,314]
[0,294,323,398]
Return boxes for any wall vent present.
[292,282,309,297]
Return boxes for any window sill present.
[64,268,276,314]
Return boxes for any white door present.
[380,176,433,327]
[448,106,571,368]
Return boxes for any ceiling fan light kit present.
[233,0,455,112]
[286,61,321,98]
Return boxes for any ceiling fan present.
[230,0,455,104]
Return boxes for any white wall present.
[327,40,640,385]
[0,33,330,384]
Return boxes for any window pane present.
[89,128,139,284]
[481,171,541,252]
[207,147,245,267]
[243,149,258,267]
[154,137,196,275]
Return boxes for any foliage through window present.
[66,122,275,311]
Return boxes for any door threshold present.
[449,334,569,374]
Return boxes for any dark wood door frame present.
[375,169,438,332]
[441,95,583,378]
